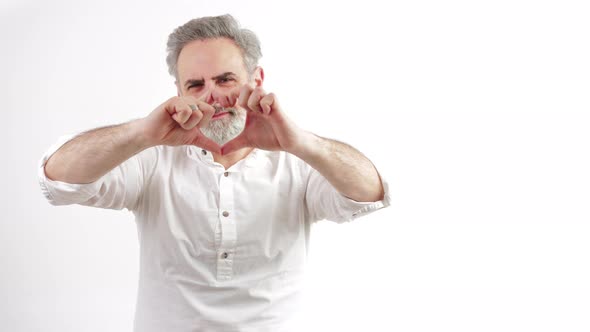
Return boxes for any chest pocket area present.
[167,166,221,256]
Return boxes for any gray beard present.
[199,106,246,146]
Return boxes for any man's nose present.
[203,90,215,105]
[208,89,236,108]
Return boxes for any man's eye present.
[188,84,203,89]
[219,77,234,83]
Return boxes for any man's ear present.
[253,67,264,87]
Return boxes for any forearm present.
[291,132,384,202]
[44,119,150,184]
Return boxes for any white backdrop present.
[1,0,589,331]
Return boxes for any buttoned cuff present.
[333,172,391,223]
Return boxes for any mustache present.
[213,104,238,116]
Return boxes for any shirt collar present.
[185,146,266,169]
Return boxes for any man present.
[38,14,390,332]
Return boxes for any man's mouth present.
[212,111,230,119]
[211,105,237,120]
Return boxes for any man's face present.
[175,38,262,146]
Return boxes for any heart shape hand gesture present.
[220,85,305,155]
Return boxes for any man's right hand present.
[138,96,221,152]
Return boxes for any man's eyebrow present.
[211,72,236,80]
[184,72,236,88]
[184,78,204,87]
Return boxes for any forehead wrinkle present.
[177,39,246,87]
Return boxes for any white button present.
[221,252,228,259]
[224,171,229,177]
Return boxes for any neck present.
[212,147,254,169]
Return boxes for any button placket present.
[217,169,236,280]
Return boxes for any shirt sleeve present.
[303,162,391,223]
[38,132,157,212]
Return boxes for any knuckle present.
[199,105,215,117]
[247,100,258,109]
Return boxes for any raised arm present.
[291,133,384,202]
[45,121,147,183]
[44,95,220,184]
[219,85,385,203]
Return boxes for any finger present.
[163,96,183,116]
[247,87,265,113]
[229,90,239,107]
[182,109,203,130]
[259,93,276,115]
[221,133,250,155]
[182,94,207,105]
[172,101,192,125]
[196,102,215,128]
[237,85,254,110]
[197,91,212,103]
[193,134,221,153]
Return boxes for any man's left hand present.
[221,85,307,155]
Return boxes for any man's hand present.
[139,95,221,152]
[220,86,307,155]
[219,85,384,202]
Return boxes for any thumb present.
[192,134,221,154]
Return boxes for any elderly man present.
[39,14,390,332]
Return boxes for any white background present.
[1,0,589,331]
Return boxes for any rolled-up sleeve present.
[38,133,156,211]
[304,164,391,223]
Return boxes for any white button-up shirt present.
[38,133,390,332]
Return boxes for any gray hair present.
[166,14,262,80]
